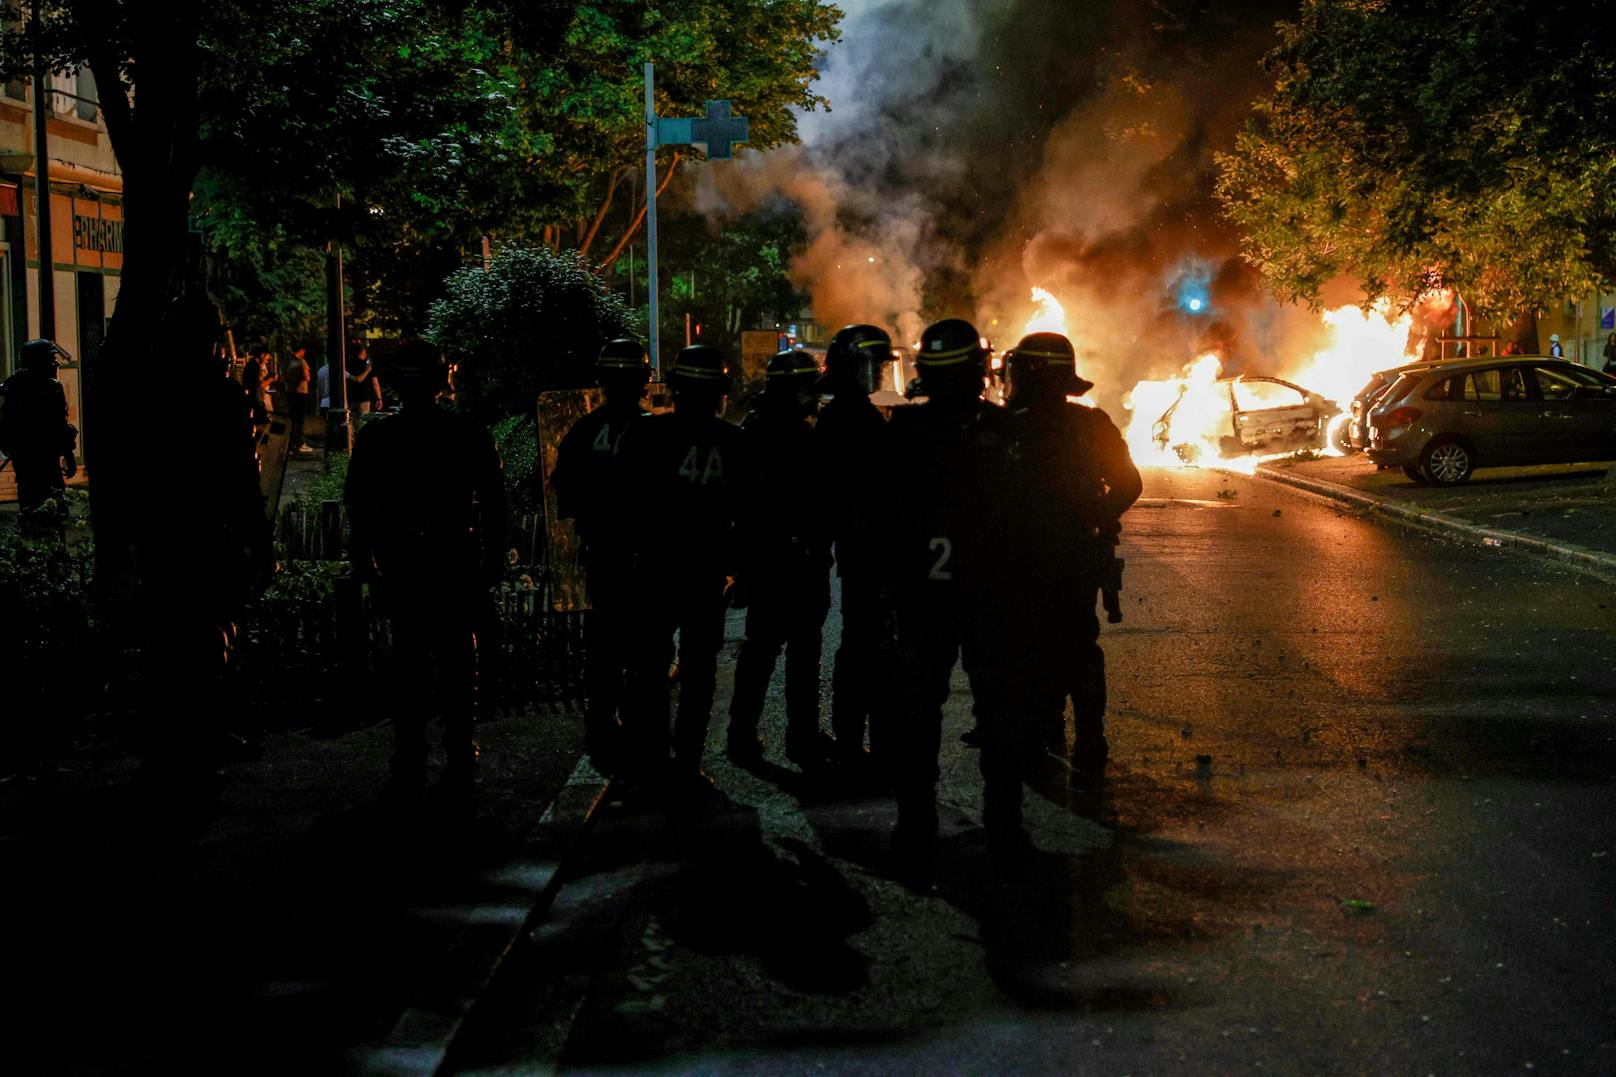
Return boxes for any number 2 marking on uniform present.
[927,536,953,580]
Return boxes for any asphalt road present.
[450,466,1616,1075]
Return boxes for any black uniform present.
[619,410,760,778]
[726,395,832,758]
[0,364,74,512]
[551,400,646,764]
[1013,398,1141,771]
[346,403,506,793]
[813,387,890,764]
[879,396,1024,845]
[136,363,271,801]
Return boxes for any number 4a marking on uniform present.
[592,426,614,452]
[677,446,726,485]
[927,536,953,580]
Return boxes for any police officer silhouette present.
[1002,331,1141,791]
[725,348,833,769]
[0,339,77,518]
[550,338,651,774]
[345,340,507,813]
[813,324,894,780]
[618,343,760,799]
[878,318,1024,874]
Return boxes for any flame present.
[1287,300,1418,408]
[1022,286,1069,337]
[1122,300,1423,471]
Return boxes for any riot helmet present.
[823,324,892,396]
[765,348,821,416]
[596,337,650,402]
[668,343,732,406]
[19,338,67,372]
[378,339,450,401]
[1004,331,1092,405]
[914,318,989,401]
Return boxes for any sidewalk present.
[2,428,598,1072]
[1255,453,1616,575]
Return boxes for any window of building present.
[74,66,95,122]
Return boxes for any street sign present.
[657,100,750,160]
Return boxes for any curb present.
[1252,464,1616,579]
[360,754,612,1077]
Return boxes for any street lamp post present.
[30,6,53,341]
[325,193,348,456]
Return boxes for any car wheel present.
[1420,437,1474,485]
[1401,463,1426,483]
[1332,421,1354,454]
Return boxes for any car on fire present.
[1152,374,1341,462]
[1366,356,1616,484]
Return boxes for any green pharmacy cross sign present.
[644,63,750,373]
[657,99,750,160]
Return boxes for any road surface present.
[450,466,1616,1075]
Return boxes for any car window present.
[1546,364,1609,387]
[1531,365,1583,401]
[1424,374,1464,401]
[1382,372,1422,404]
[1502,366,1532,401]
[1233,379,1306,411]
[1466,369,1500,401]
[1355,374,1389,401]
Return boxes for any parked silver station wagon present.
[1366,357,1616,484]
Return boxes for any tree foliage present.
[426,245,637,426]
[1215,0,1616,316]
[631,205,809,359]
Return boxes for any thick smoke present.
[691,0,1376,411]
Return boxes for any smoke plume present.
[688,0,1399,411]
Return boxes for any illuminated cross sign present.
[657,100,750,160]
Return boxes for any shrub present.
[426,246,637,428]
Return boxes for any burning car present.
[1151,374,1341,463]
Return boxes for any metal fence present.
[244,501,582,723]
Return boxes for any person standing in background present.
[283,345,313,456]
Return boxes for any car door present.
[1529,363,1616,462]
[1230,377,1319,451]
[1458,365,1545,465]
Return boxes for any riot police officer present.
[879,318,1024,873]
[814,324,893,779]
[1003,331,1141,786]
[0,339,77,517]
[619,344,760,797]
[550,338,651,773]
[345,340,507,813]
[726,348,833,769]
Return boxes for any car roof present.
[1395,354,1573,378]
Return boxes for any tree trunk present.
[82,3,204,603]
[598,153,681,274]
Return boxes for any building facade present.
[0,65,120,501]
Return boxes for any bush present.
[426,246,637,427]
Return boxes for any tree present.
[197,1,843,334]
[426,245,638,416]
[0,0,534,589]
[622,204,809,361]
[1214,0,1616,317]
[502,0,841,269]
[426,245,637,510]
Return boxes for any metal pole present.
[644,62,660,377]
[30,28,53,340]
[325,193,349,455]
